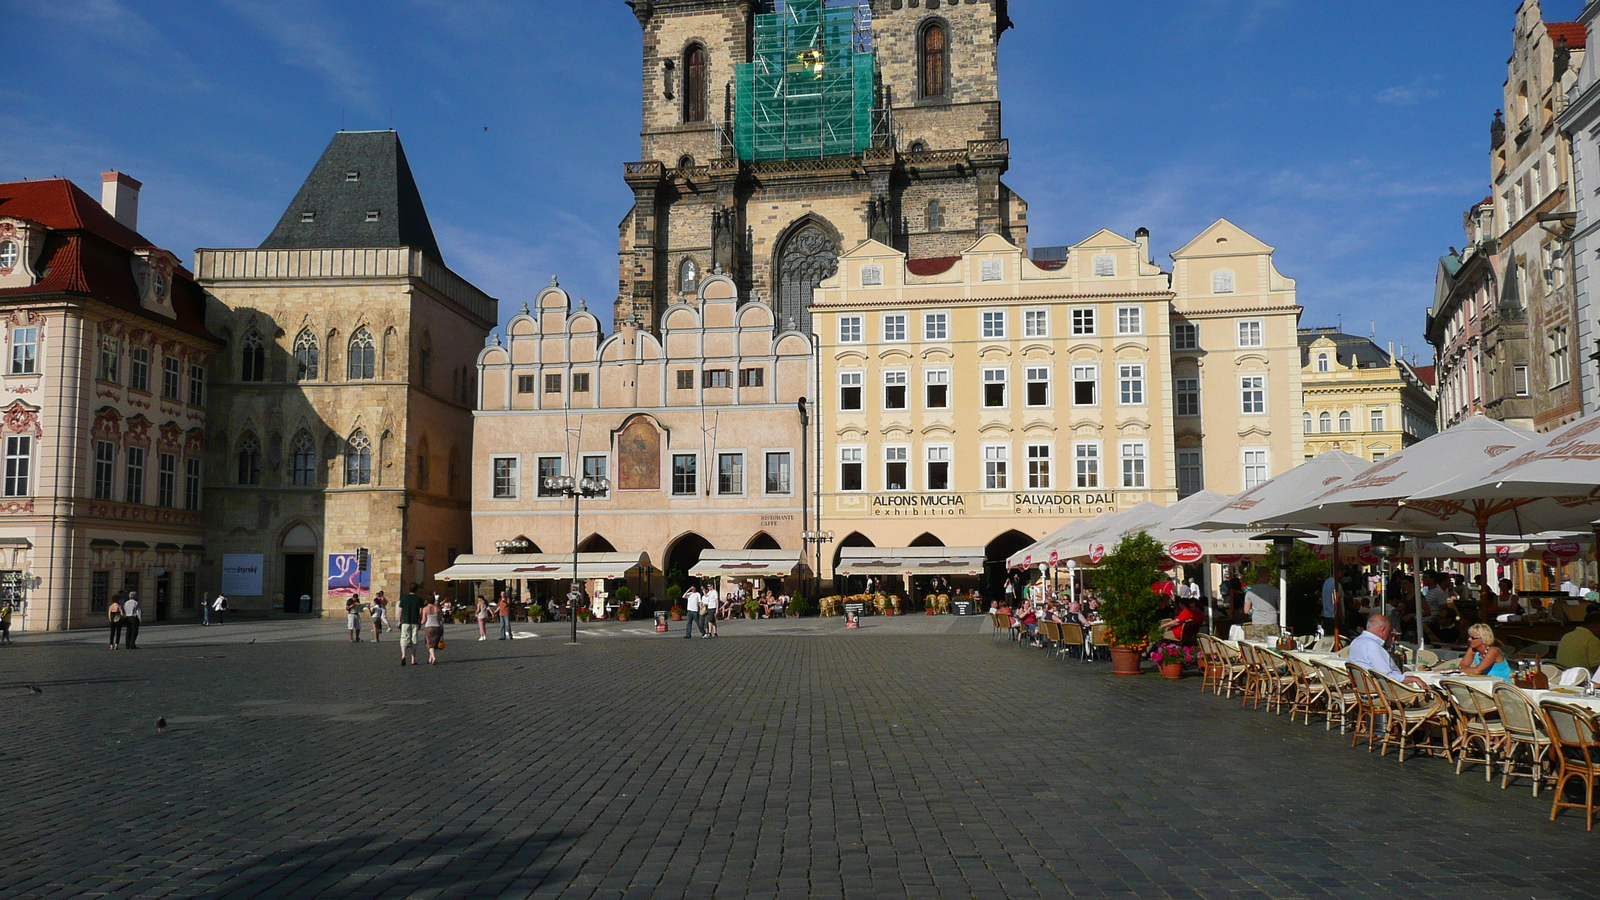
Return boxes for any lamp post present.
[542,473,611,645]
[803,530,834,601]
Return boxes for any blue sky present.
[2,0,1582,361]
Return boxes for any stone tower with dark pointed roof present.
[618,0,1026,334]
[195,131,497,618]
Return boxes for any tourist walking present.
[123,592,142,650]
[398,587,422,666]
[0,597,12,645]
[683,584,703,639]
[421,594,444,665]
[346,596,363,642]
[702,582,720,637]
[211,593,227,625]
[498,592,512,640]
[372,591,389,639]
[476,595,489,640]
[201,592,211,625]
[107,594,124,649]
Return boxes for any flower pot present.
[669,612,683,621]
[1109,646,1144,676]
[1158,661,1184,680]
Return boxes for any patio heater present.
[1254,530,1312,633]
[1370,531,1404,622]
[542,473,611,645]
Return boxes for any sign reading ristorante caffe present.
[861,492,1120,517]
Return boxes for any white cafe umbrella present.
[1049,502,1167,564]
[1181,451,1371,633]
[1007,513,1112,570]
[1414,411,1600,537]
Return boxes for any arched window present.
[775,222,839,332]
[236,434,261,485]
[1303,412,1312,435]
[347,329,375,380]
[919,21,947,98]
[289,431,317,486]
[240,330,266,382]
[293,329,319,381]
[1338,411,1353,433]
[908,140,929,153]
[684,44,707,123]
[926,200,943,232]
[345,430,372,486]
[679,258,698,293]
[418,331,432,389]
[1319,411,1332,433]
[1316,352,1330,373]
[416,438,431,491]
[1212,269,1236,293]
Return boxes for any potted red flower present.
[1148,641,1196,679]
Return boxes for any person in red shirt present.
[497,593,513,640]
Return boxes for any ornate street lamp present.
[803,530,834,599]
[543,473,611,644]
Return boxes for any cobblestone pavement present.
[3,618,1597,899]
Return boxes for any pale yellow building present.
[1298,328,1438,462]
[470,274,814,604]
[811,221,1303,592]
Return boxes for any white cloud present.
[1375,85,1442,107]
[220,0,383,114]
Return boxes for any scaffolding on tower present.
[734,0,877,161]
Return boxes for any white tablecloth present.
[1525,690,1600,714]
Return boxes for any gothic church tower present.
[619,0,1027,332]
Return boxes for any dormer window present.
[0,241,17,271]
[1316,352,1331,373]
[345,171,360,183]
[365,210,380,223]
[301,211,316,223]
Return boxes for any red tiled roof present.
[906,256,960,276]
[1413,365,1436,387]
[0,178,216,343]
[1549,22,1588,50]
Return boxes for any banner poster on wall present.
[221,554,265,596]
[328,553,371,598]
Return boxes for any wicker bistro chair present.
[1313,661,1360,734]
[1038,620,1062,655]
[1211,640,1249,699]
[1373,676,1452,762]
[1542,701,1600,831]
[1345,664,1388,752]
[1197,634,1225,694]
[1283,654,1328,725]
[1087,624,1110,662]
[1058,622,1084,661]
[1258,647,1299,716]
[1440,679,1505,781]
[1237,643,1270,710]
[1494,683,1556,797]
[993,613,1012,642]
[989,613,1005,641]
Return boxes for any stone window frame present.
[683,43,709,124]
[916,17,952,104]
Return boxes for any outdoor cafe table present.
[1523,690,1600,715]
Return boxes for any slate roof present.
[1298,329,1391,370]
[0,178,216,342]
[260,131,444,264]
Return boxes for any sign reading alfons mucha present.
[845,492,1124,518]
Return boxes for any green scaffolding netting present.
[734,0,876,161]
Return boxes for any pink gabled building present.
[1427,198,1498,429]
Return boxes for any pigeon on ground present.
[156,717,166,734]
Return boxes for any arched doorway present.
[745,532,781,550]
[774,218,840,332]
[984,530,1035,603]
[281,523,318,614]
[578,534,617,553]
[909,532,945,547]
[665,533,714,590]
[832,531,875,596]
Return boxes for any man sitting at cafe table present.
[1555,604,1600,671]
[1348,614,1428,688]
[1242,566,1279,641]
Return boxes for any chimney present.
[100,171,142,232]
[1134,226,1151,264]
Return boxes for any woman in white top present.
[422,598,444,665]
[702,584,720,636]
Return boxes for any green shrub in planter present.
[526,604,544,623]
[787,594,815,617]
[1097,531,1166,649]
